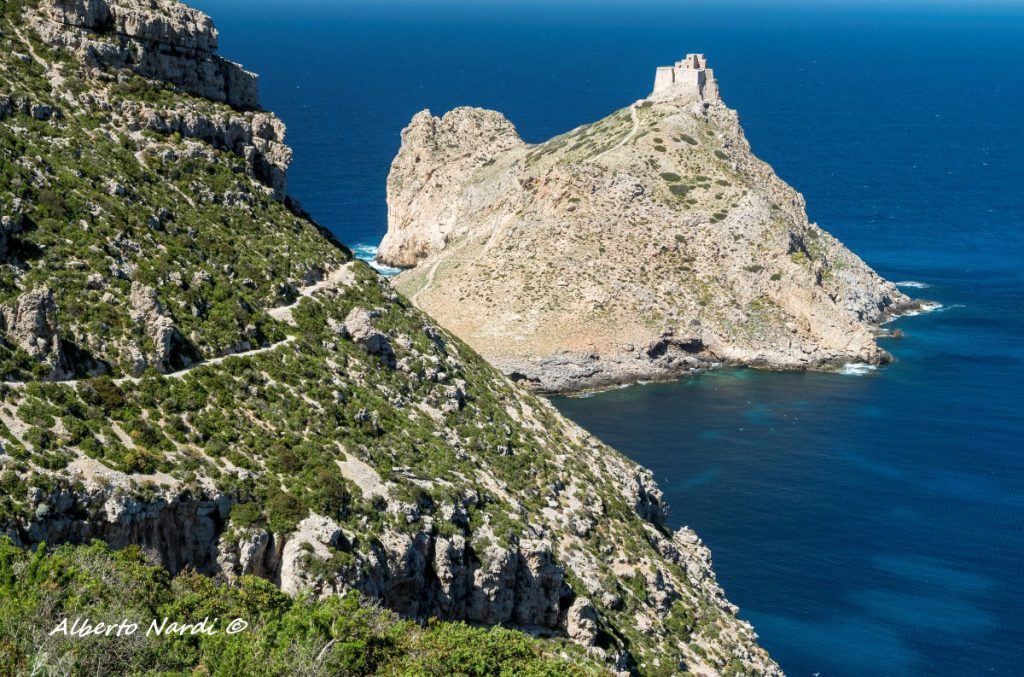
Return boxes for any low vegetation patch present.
[0,539,603,676]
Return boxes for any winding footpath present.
[587,100,643,164]
[2,263,356,389]
[408,252,485,308]
[12,24,48,69]
[125,335,299,385]
[411,255,445,307]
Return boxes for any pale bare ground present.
[587,100,643,164]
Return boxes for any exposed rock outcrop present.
[566,596,599,646]
[342,306,395,366]
[380,108,525,266]
[0,199,25,257]
[217,526,280,580]
[32,0,258,109]
[128,282,185,374]
[381,58,917,393]
[5,478,230,576]
[0,287,72,379]
[21,489,572,649]
[117,103,292,198]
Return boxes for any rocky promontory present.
[1,8,780,675]
[380,55,914,393]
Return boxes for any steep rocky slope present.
[0,3,780,674]
[380,57,915,393]
[1,539,608,675]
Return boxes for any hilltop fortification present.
[652,53,719,101]
[380,55,914,393]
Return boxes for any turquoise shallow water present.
[194,1,1024,673]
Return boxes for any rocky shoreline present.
[501,298,925,396]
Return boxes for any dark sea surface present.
[193,1,1024,673]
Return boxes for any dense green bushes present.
[0,538,602,676]
[0,16,349,376]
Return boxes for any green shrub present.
[265,489,308,534]
[24,426,55,451]
[2,0,40,19]
[308,468,351,519]
[0,539,601,675]
[228,501,263,529]
[82,377,126,413]
[664,600,696,640]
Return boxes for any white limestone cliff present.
[33,0,259,109]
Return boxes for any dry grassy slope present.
[382,87,913,393]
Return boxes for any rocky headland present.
[380,54,916,393]
[0,5,779,675]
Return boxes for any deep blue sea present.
[194,1,1024,674]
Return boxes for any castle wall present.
[653,66,675,94]
[703,69,718,99]
[650,55,718,102]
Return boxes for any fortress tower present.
[651,54,719,101]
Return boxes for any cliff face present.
[380,59,914,393]
[31,0,259,109]
[0,4,780,674]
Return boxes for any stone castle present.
[652,54,719,101]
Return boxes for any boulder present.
[128,281,181,373]
[0,287,71,379]
[566,597,599,646]
[342,307,395,367]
